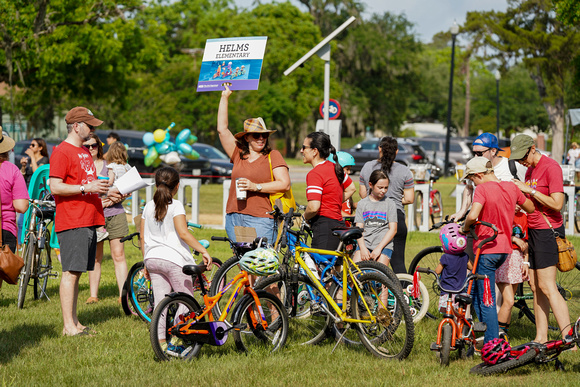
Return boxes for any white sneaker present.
[96,229,109,243]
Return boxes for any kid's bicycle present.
[470,316,580,375]
[149,252,289,360]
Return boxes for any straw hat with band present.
[0,127,16,154]
[508,134,535,160]
[234,117,276,140]
[460,156,494,182]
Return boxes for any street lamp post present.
[495,70,501,140]
[444,21,460,177]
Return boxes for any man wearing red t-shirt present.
[50,106,110,336]
[461,157,534,344]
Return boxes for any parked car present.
[409,137,473,166]
[95,129,211,179]
[191,143,232,183]
[342,137,428,173]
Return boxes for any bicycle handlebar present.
[120,232,140,243]
[187,222,202,229]
[416,267,487,294]
[279,207,294,248]
[29,198,55,207]
[211,236,229,242]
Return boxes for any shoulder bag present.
[0,171,25,285]
[268,153,296,213]
[541,212,577,272]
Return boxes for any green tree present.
[464,0,580,161]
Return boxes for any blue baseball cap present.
[473,132,503,151]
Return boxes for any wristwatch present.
[256,184,263,192]
[80,185,86,195]
[522,261,530,267]
[530,189,536,197]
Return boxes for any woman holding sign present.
[217,84,290,243]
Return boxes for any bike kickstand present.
[332,324,350,353]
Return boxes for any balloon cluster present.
[142,122,200,167]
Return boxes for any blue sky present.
[234,0,509,42]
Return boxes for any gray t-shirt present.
[354,196,398,251]
[359,160,414,212]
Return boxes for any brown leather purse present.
[541,213,577,272]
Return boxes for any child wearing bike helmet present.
[435,223,472,312]
[140,167,212,356]
[328,151,356,224]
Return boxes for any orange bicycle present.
[149,256,289,361]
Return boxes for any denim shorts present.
[225,213,276,244]
[355,244,393,258]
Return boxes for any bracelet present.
[522,261,530,267]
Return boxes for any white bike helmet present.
[239,248,279,276]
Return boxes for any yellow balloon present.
[153,129,166,143]
[143,148,148,156]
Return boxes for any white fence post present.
[223,180,231,229]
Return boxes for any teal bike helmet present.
[239,248,279,276]
[328,151,356,168]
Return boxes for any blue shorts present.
[355,245,393,258]
[225,213,276,244]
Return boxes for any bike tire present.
[414,191,423,229]
[254,273,331,345]
[575,193,580,234]
[33,243,51,300]
[408,245,444,316]
[355,260,401,291]
[208,255,241,324]
[431,191,444,224]
[127,262,153,323]
[121,276,135,316]
[439,324,452,366]
[149,293,204,361]
[469,347,537,375]
[232,291,289,353]
[556,261,580,329]
[351,272,415,360]
[17,235,36,309]
[397,273,429,323]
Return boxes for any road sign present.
[319,99,341,120]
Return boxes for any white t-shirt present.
[567,148,580,165]
[142,199,195,266]
[107,162,132,187]
[493,156,527,181]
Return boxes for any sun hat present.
[473,132,502,151]
[461,156,494,181]
[0,127,16,154]
[234,117,276,139]
[508,134,535,160]
[64,106,104,127]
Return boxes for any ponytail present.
[153,167,180,222]
[330,147,344,183]
[378,136,398,176]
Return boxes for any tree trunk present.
[544,97,565,163]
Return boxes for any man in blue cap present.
[451,132,527,221]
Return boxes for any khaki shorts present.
[105,213,129,240]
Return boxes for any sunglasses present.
[249,133,268,139]
[517,148,531,162]
[29,143,37,148]
[85,143,98,149]
[473,148,489,157]
[301,145,312,151]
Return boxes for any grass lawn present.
[1,220,579,386]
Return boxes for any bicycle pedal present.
[430,342,440,351]
[232,323,247,331]
[472,322,487,333]
[49,271,59,278]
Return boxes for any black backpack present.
[508,159,519,180]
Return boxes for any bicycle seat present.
[182,264,208,276]
[332,228,362,243]
[455,294,472,305]
[38,208,55,219]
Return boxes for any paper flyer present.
[114,166,154,195]
[197,36,268,92]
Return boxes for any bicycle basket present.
[239,247,279,276]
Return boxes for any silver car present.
[410,137,473,166]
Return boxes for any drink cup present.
[236,178,246,200]
[98,176,110,197]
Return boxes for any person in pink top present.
[461,157,534,344]
[0,130,29,288]
[509,134,573,344]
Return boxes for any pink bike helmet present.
[481,338,511,365]
[439,223,467,254]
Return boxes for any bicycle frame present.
[436,296,474,349]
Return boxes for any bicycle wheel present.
[469,347,537,375]
[397,273,429,323]
[431,191,444,224]
[127,262,153,323]
[408,246,444,315]
[355,260,401,291]
[17,235,36,309]
[194,258,222,292]
[351,272,415,360]
[439,324,452,366]
[232,291,289,353]
[150,293,204,361]
[33,244,51,300]
[254,273,330,345]
[556,261,580,328]
[121,276,135,316]
[575,193,580,234]
[208,255,241,324]
[414,191,423,229]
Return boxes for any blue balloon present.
[155,141,171,155]
[164,132,170,143]
[178,142,193,155]
[176,128,191,145]
[143,132,155,147]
